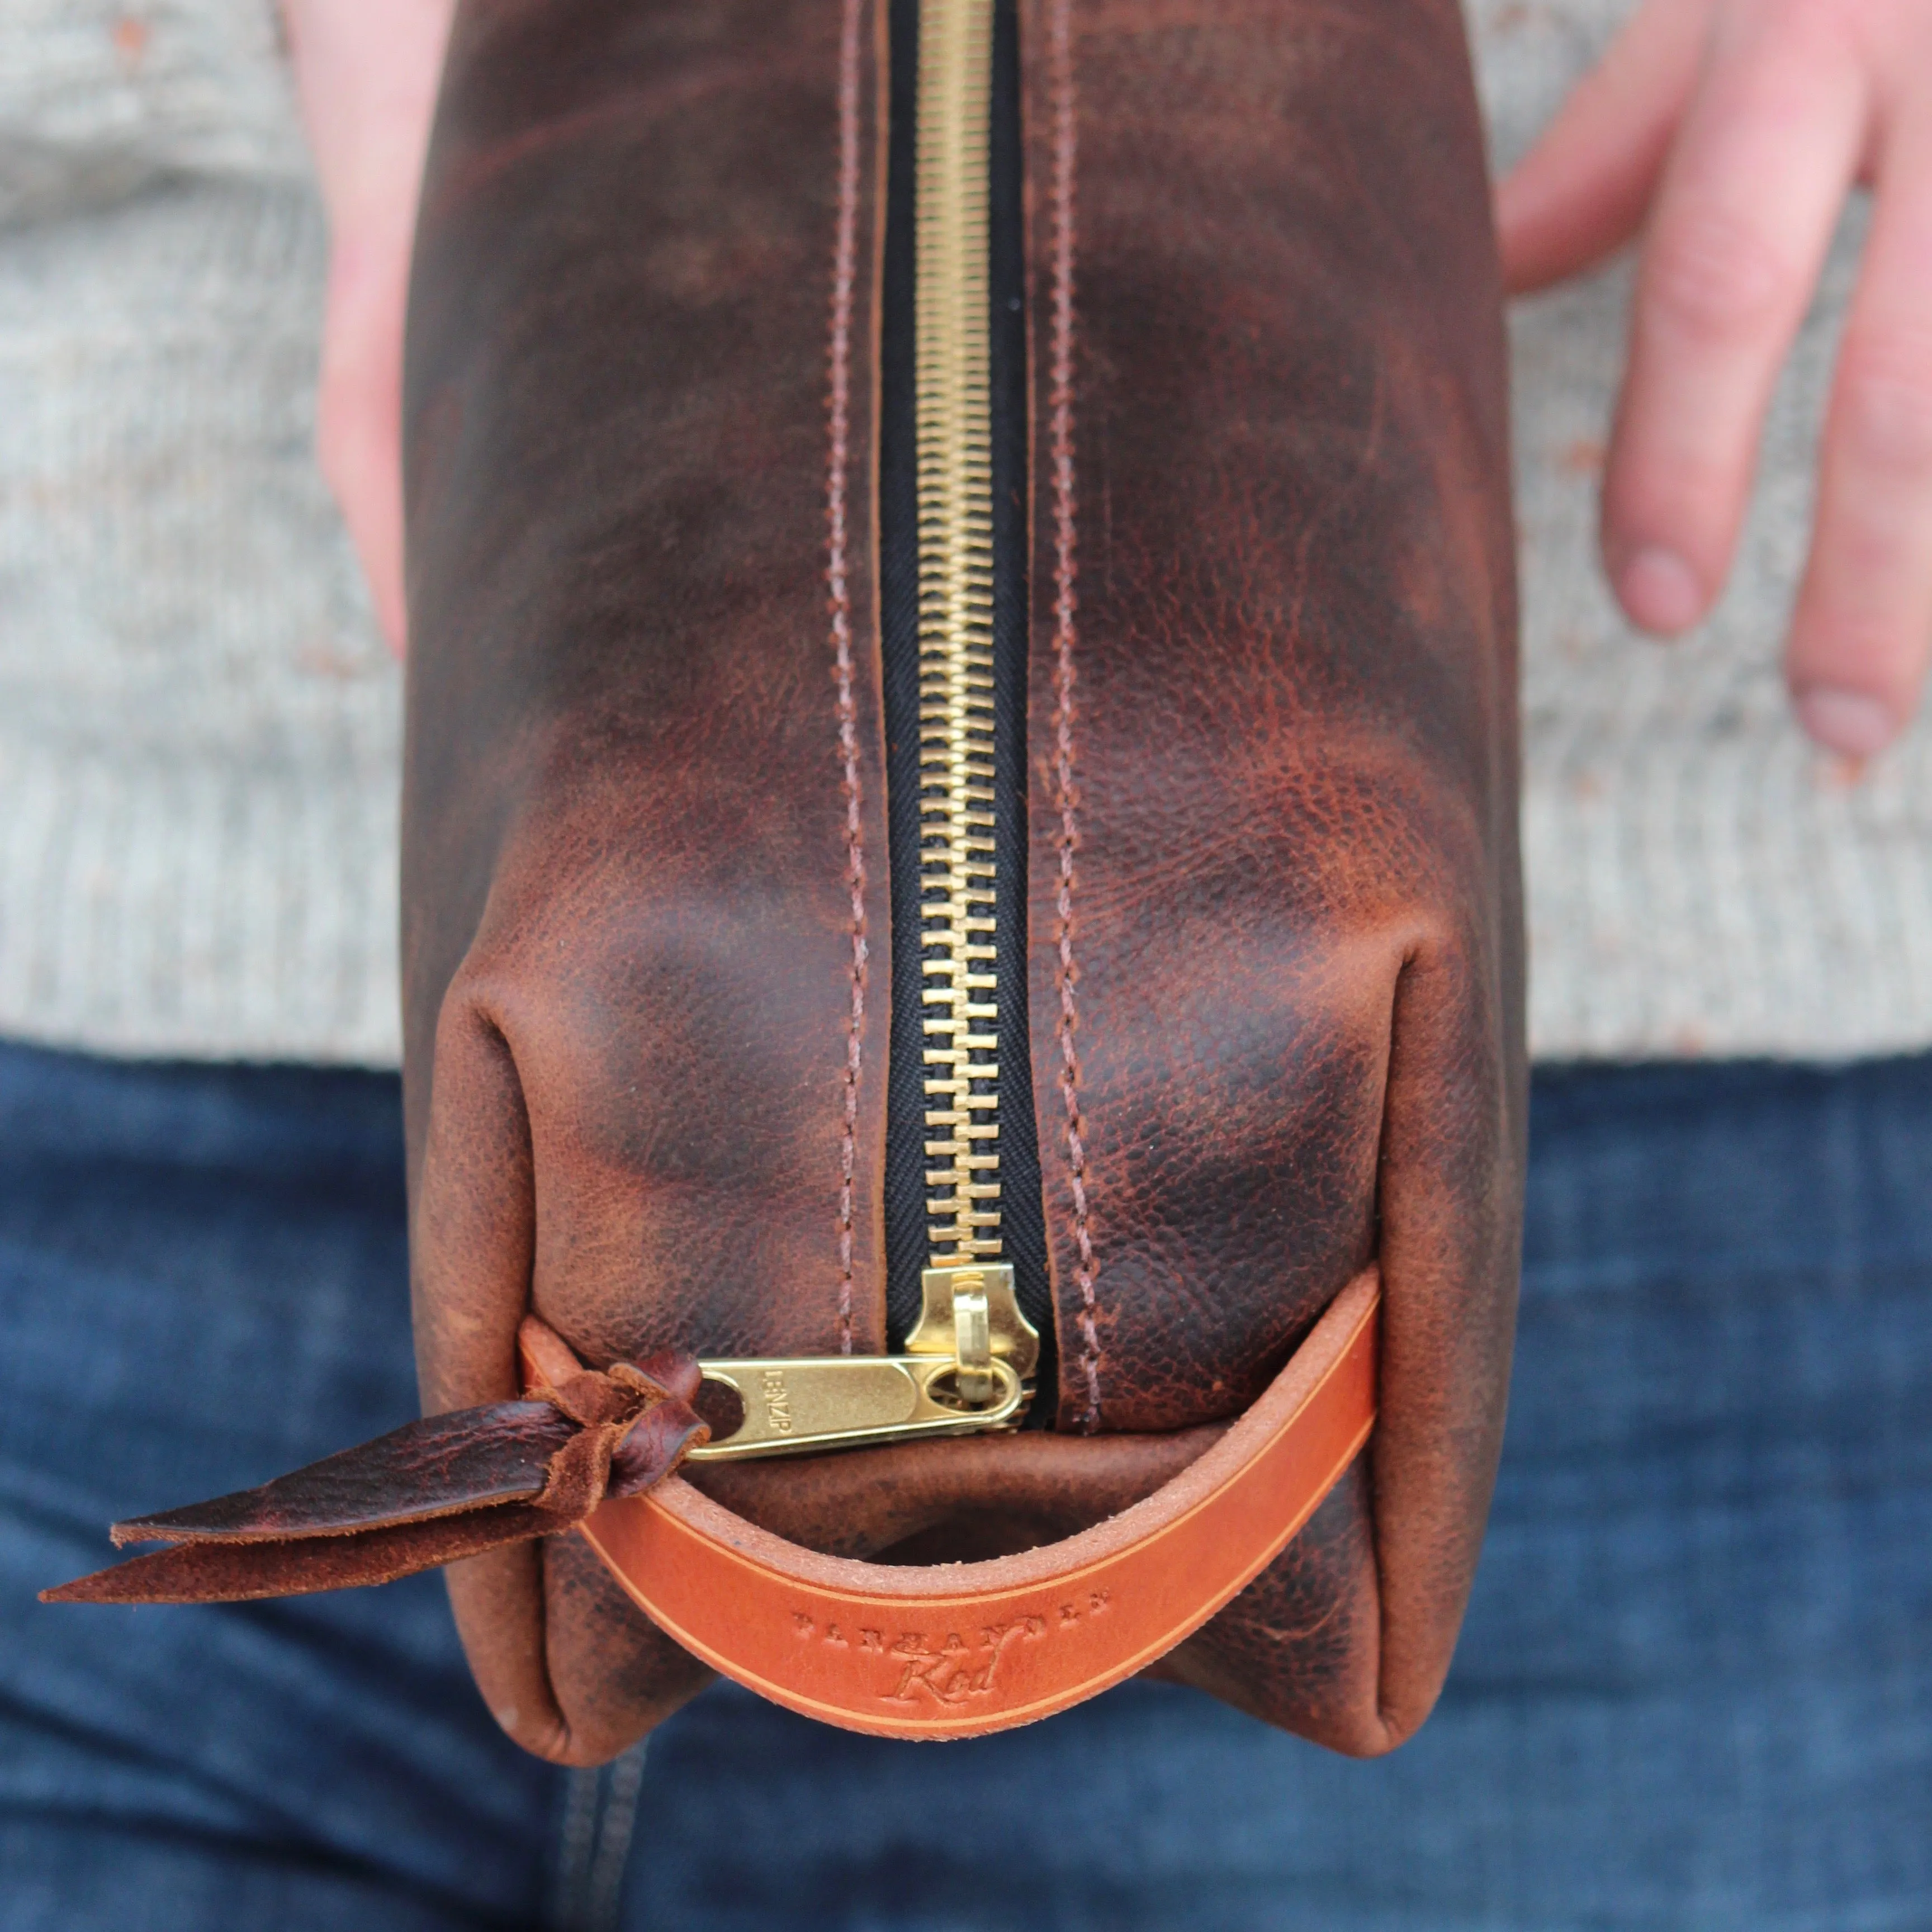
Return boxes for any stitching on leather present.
[1046,0,1100,1432]
[828,0,867,1357]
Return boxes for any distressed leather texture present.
[45,1356,709,1606]
[399,0,1522,1764]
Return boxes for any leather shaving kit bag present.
[51,0,1525,1763]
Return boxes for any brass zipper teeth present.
[680,0,1039,1457]
[914,0,1000,1270]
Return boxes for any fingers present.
[1788,106,1932,756]
[1497,0,1712,295]
[284,0,453,656]
[316,232,410,654]
[1602,2,1870,638]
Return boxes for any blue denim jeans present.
[2,1039,1927,1930]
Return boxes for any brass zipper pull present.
[686,1265,1038,1461]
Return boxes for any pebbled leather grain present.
[1019,0,1523,1749]
[392,0,1520,1764]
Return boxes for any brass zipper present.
[912,0,1014,1355]
[688,0,1035,1461]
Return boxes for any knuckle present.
[1835,339,1932,482]
[1644,207,1793,345]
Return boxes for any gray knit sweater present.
[2,0,1926,1067]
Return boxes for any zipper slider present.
[685,1265,1038,1461]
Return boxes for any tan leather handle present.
[521,1269,1379,1739]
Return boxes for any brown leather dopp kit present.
[48,0,1524,1761]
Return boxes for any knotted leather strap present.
[522,1268,1380,1739]
[44,1356,710,1604]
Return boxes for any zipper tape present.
[522,1268,1379,1740]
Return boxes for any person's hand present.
[1498,0,1932,759]
[282,0,454,654]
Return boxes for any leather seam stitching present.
[829,0,868,1357]
[1046,0,1100,1431]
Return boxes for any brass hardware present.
[681,2,1036,1471]
[905,1263,1039,1382]
[686,1265,1039,1461]
[952,1286,992,1403]
[684,1355,1022,1461]
[915,0,1002,1272]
